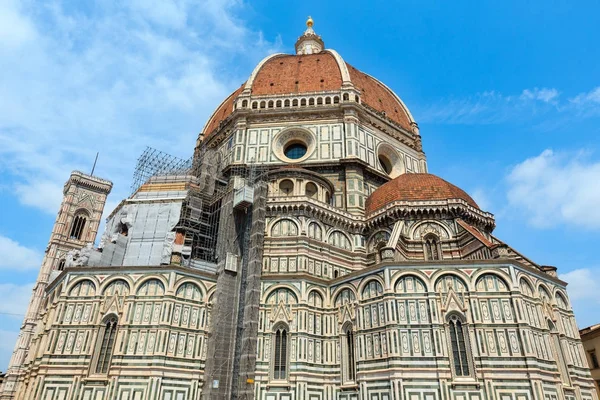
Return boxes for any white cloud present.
[520,87,559,103]
[471,188,492,212]
[0,235,43,271]
[0,282,34,316]
[0,0,36,48]
[560,268,600,302]
[415,85,600,125]
[506,149,600,229]
[570,87,600,105]
[559,268,600,328]
[0,0,280,218]
[569,87,600,117]
[15,180,64,215]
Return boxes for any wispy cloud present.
[506,149,600,230]
[417,86,600,124]
[0,0,281,216]
[520,87,559,103]
[569,86,600,117]
[0,234,43,271]
[0,282,34,316]
[559,267,600,328]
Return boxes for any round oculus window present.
[284,143,307,160]
[378,156,392,175]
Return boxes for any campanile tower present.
[2,171,112,399]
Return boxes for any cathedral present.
[1,18,597,400]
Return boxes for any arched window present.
[362,280,384,300]
[329,231,352,250]
[343,93,349,101]
[242,99,248,108]
[276,100,282,107]
[447,314,471,377]
[103,279,130,296]
[95,315,118,374]
[309,98,315,106]
[252,101,258,109]
[70,212,88,240]
[268,100,274,108]
[260,101,266,109]
[519,278,534,297]
[308,291,323,307]
[342,325,356,383]
[317,97,323,105]
[57,259,66,271]
[424,234,440,260]
[176,282,203,301]
[334,288,356,307]
[305,182,318,198]
[395,275,426,293]
[69,279,96,296]
[266,288,298,305]
[300,98,307,106]
[475,274,508,292]
[556,292,568,309]
[271,219,298,237]
[539,285,551,302]
[284,99,290,107]
[273,325,288,380]
[308,222,322,241]
[279,179,294,196]
[292,99,298,107]
[333,96,340,104]
[136,279,165,296]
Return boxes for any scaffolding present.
[130,144,268,400]
[130,147,192,195]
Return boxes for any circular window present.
[305,182,318,198]
[377,143,405,178]
[279,179,294,196]
[284,143,307,160]
[273,128,316,163]
[378,156,392,175]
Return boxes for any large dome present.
[365,173,479,214]
[202,29,416,138]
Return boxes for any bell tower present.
[1,171,112,399]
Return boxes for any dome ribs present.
[365,173,479,215]
[252,53,342,95]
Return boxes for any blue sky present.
[1,0,599,371]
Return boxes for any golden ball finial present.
[306,16,314,28]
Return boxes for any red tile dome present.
[365,173,479,214]
[202,50,415,138]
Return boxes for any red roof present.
[202,51,413,138]
[252,53,343,95]
[365,173,479,214]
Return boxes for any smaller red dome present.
[365,173,479,214]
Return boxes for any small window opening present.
[95,316,118,374]
[273,326,288,380]
[424,234,440,260]
[70,214,87,240]
[448,315,470,377]
[279,180,294,196]
[305,182,318,198]
[378,155,392,175]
